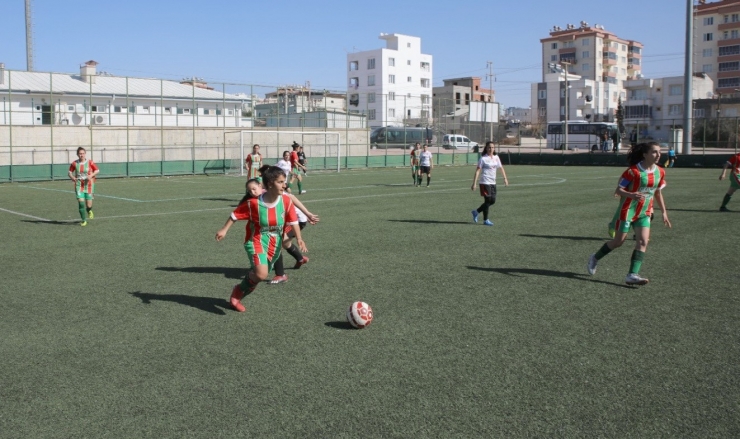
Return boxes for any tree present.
[616,97,626,135]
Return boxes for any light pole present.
[717,90,722,148]
[561,61,572,151]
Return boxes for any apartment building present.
[694,0,740,92]
[541,22,642,87]
[432,77,494,118]
[346,33,433,127]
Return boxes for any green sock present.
[629,250,645,274]
[721,193,732,208]
[78,201,87,221]
[594,243,612,260]
[297,180,303,193]
[240,273,258,294]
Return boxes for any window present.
[420,78,430,87]
[552,43,558,49]
[704,33,714,41]
[368,92,376,103]
[388,108,395,117]
[388,91,395,101]
[719,45,740,56]
[703,48,713,57]
[455,92,461,104]
[669,85,683,96]
[203,109,212,115]
[538,107,546,116]
[538,90,546,99]
[694,108,705,118]
[114,106,124,113]
[420,62,430,71]
[407,76,412,82]
[719,61,739,71]
[368,75,375,86]
[142,106,151,114]
[349,77,359,87]
[734,13,739,22]
[704,17,714,26]
[718,77,740,88]
[388,57,395,67]
[630,89,648,100]
[668,104,682,116]
[349,61,358,71]
[407,60,411,65]
[629,58,641,66]
[703,64,713,73]
[91,105,105,112]
[227,109,234,116]
[388,74,395,84]
[625,105,651,118]
[551,55,557,61]
[582,51,590,58]
[407,42,410,48]
[367,58,375,69]
[164,107,172,114]
[582,38,590,46]
[368,109,376,120]
[421,95,430,104]
[582,63,590,71]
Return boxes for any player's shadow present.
[519,233,605,241]
[324,321,356,330]
[156,266,245,279]
[130,291,231,315]
[21,220,76,225]
[388,219,471,225]
[671,208,736,213]
[466,266,630,288]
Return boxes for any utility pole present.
[717,90,722,147]
[25,0,34,71]
[561,61,572,151]
[487,61,494,142]
[683,0,693,154]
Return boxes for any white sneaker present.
[300,190,307,194]
[587,254,598,275]
[625,273,649,286]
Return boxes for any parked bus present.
[546,120,620,151]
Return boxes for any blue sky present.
[0,0,689,108]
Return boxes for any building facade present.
[346,33,433,128]
[432,77,494,118]
[694,0,740,93]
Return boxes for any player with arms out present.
[215,166,307,312]
[471,141,508,226]
[418,143,434,187]
[244,144,262,180]
[587,142,672,286]
[68,147,99,226]
[289,142,307,194]
[718,151,740,212]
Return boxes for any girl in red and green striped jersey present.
[587,142,672,286]
[68,147,99,226]
[215,166,307,312]
[718,152,740,212]
[244,144,262,180]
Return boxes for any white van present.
[442,134,478,150]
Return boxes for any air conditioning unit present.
[92,115,108,125]
[75,104,85,114]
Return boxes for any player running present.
[289,142,307,194]
[587,142,672,286]
[418,143,433,187]
[410,143,421,186]
[276,151,293,193]
[270,205,311,284]
[68,147,99,226]
[718,151,740,212]
[244,144,262,180]
[471,142,508,226]
[298,145,308,176]
[216,166,307,312]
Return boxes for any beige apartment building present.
[694,0,740,93]
[540,22,643,87]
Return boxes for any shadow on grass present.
[324,321,356,330]
[466,266,631,288]
[156,266,244,279]
[519,233,605,241]
[388,219,471,225]
[130,291,231,315]
[21,220,77,225]
[671,208,736,213]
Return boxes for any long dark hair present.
[626,141,658,166]
[262,166,286,190]
[483,141,497,156]
[238,178,262,205]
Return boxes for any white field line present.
[0,207,51,221]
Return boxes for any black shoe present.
[720,206,731,212]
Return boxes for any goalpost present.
[225,130,342,176]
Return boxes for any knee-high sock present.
[286,243,303,262]
[426,176,431,186]
[629,250,645,274]
[273,254,285,276]
[78,201,87,221]
[595,243,613,260]
[297,180,303,193]
[722,193,732,208]
[240,270,260,293]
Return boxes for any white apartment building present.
[504,107,532,124]
[623,74,715,141]
[346,33,432,127]
[531,71,624,126]
[694,0,740,92]
[541,22,643,88]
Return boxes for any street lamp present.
[561,61,572,151]
[716,90,723,147]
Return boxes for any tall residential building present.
[694,0,740,93]
[540,22,643,87]
[346,33,432,127]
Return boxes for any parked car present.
[442,134,478,150]
[370,127,434,149]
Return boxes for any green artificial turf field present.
[1,165,738,438]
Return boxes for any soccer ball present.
[346,301,373,329]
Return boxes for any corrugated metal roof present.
[0,70,247,102]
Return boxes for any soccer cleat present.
[294,257,309,269]
[80,221,87,227]
[587,254,598,275]
[720,206,731,212]
[483,219,494,226]
[300,190,308,194]
[607,223,615,238]
[230,284,246,312]
[87,210,94,219]
[270,275,288,284]
[625,273,649,286]
[471,210,479,223]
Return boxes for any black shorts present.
[420,166,431,174]
[479,184,497,202]
[286,222,307,239]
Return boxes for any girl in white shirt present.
[471,142,508,226]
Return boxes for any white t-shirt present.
[419,151,433,167]
[295,206,308,223]
[477,155,502,185]
[276,159,292,177]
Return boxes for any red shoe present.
[294,257,309,269]
[230,284,246,312]
[270,275,288,284]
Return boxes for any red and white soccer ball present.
[346,301,373,329]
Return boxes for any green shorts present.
[76,191,94,201]
[730,174,740,189]
[411,165,419,173]
[615,215,650,234]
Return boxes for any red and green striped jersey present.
[231,193,297,248]
[727,153,740,184]
[290,151,300,170]
[246,153,262,179]
[616,164,666,222]
[69,159,98,192]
